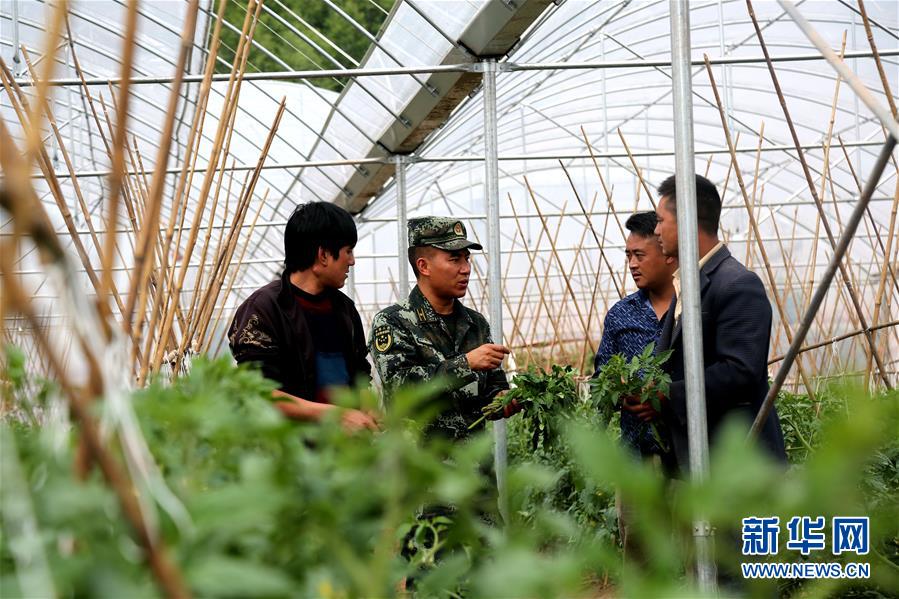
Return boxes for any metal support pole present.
[394,155,410,299]
[752,135,897,434]
[669,2,717,592]
[347,262,356,301]
[482,57,507,523]
[11,0,22,77]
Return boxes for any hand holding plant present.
[591,342,672,448]
[470,365,577,429]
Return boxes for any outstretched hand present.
[340,408,381,432]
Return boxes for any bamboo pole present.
[192,185,257,354]
[193,182,235,344]
[617,128,657,210]
[185,164,233,332]
[0,257,190,599]
[578,190,613,362]
[19,0,67,167]
[704,55,818,400]
[506,195,549,352]
[187,100,286,363]
[866,180,899,385]
[0,61,114,309]
[146,0,228,372]
[499,230,534,365]
[460,213,530,363]
[0,122,191,598]
[753,135,897,434]
[745,122,764,268]
[64,29,143,266]
[837,136,899,299]
[99,0,138,317]
[558,160,625,298]
[124,0,201,343]
[150,0,261,374]
[508,194,564,365]
[104,88,169,270]
[20,47,110,273]
[856,0,898,119]
[201,192,268,356]
[784,206,804,385]
[582,127,626,242]
[188,95,283,343]
[717,131,741,221]
[746,0,891,388]
[767,204,831,385]
[525,177,593,356]
[533,217,568,365]
[194,178,264,348]
[93,90,156,273]
[562,192,601,370]
[800,212,822,329]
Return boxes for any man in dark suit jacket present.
[623,174,787,474]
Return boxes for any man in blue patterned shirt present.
[593,211,678,465]
[592,211,678,556]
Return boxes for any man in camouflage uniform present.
[369,217,520,440]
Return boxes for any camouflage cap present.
[408,217,483,251]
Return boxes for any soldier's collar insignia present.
[373,325,392,352]
[416,307,428,321]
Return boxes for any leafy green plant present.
[473,364,580,432]
[1,344,58,426]
[591,342,672,411]
[503,366,618,544]
[2,354,897,598]
[590,342,672,448]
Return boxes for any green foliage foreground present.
[1,357,898,598]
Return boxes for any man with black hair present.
[369,217,519,440]
[629,174,786,471]
[593,211,678,466]
[592,211,678,558]
[228,201,378,431]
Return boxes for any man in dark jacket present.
[228,202,378,432]
[625,174,786,472]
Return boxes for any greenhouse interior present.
[1,0,898,597]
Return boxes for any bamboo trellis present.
[3,1,898,407]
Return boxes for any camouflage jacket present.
[369,285,509,440]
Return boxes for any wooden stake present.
[525,177,593,355]
[150,0,262,373]
[100,0,138,317]
[617,128,656,210]
[703,54,818,401]
[745,0,891,388]
[125,0,201,344]
[558,160,625,298]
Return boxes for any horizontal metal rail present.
[6,242,887,275]
[12,49,899,88]
[14,139,888,180]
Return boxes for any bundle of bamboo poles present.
[1,0,286,385]
[0,0,286,595]
[2,0,897,412]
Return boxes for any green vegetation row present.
[1,349,897,597]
